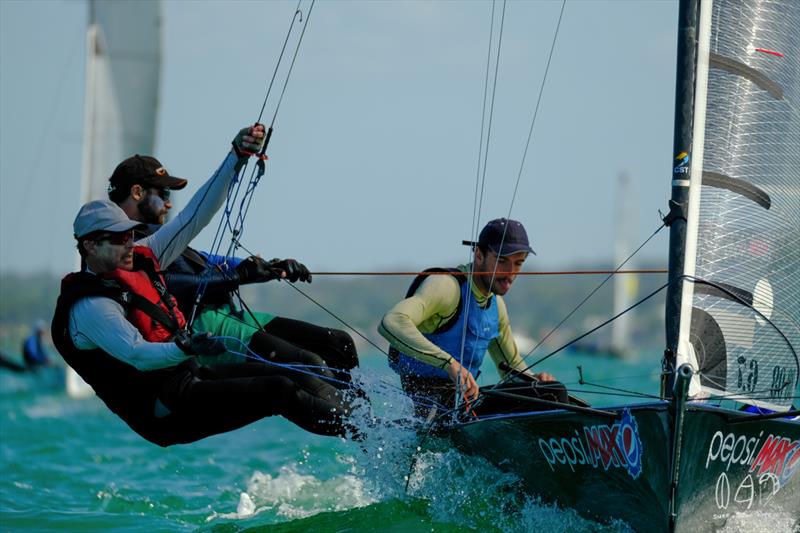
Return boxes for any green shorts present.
[193,304,276,365]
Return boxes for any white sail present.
[81,0,161,204]
[675,0,799,411]
[67,0,162,398]
[610,172,637,357]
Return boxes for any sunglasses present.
[152,187,171,200]
[95,230,134,246]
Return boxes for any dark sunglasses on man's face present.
[152,187,171,201]
[95,230,134,246]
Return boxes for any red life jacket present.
[101,246,186,341]
[52,263,195,447]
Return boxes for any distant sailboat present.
[609,172,638,357]
[567,172,639,358]
[66,0,162,397]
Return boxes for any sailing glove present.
[270,258,312,283]
[236,256,311,284]
[174,331,227,357]
[231,123,266,157]
[236,256,281,284]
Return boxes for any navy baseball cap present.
[476,218,536,256]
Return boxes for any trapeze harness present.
[135,225,241,317]
[388,268,499,380]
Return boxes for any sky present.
[0,0,679,276]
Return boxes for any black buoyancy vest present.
[51,272,195,445]
[136,225,239,316]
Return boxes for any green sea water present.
[0,352,791,532]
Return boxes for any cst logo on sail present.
[673,151,690,174]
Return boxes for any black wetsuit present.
[137,224,359,384]
[52,271,357,447]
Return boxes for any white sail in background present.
[610,172,637,357]
[675,0,799,411]
[81,0,161,204]
[68,0,162,398]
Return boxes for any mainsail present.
[68,0,162,397]
[81,0,161,203]
[674,0,799,411]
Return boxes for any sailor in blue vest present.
[22,320,51,369]
[379,218,565,418]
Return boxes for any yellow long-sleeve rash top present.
[377,264,527,377]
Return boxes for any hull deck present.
[443,402,799,532]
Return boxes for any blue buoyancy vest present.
[390,274,499,379]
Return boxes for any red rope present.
[308,269,666,277]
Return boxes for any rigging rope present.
[522,280,671,372]
[471,0,507,244]
[303,269,666,276]
[458,0,567,405]
[520,222,666,362]
[187,0,316,328]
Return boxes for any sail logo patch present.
[674,151,690,174]
[537,408,643,479]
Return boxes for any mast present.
[663,0,701,398]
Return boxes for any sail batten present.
[701,171,772,209]
[675,0,799,411]
[709,52,784,99]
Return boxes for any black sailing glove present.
[270,258,312,283]
[235,256,280,284]
[231,123,266,158]
[235,256,312,284]
[174,331,227,357]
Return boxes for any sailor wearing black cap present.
[108,145,359,385]
[51,125,357,446]
[379,218,565,418]
[107,155,189,225]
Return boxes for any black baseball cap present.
[475,218,536,256]
[107,155,188,202]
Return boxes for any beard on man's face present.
[137,195,165,225]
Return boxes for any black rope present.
[271,0,316,127]
[284,282,389,357]
[517,272,799,411]
[520,222,666,362]
[256,0,304,124]
[502,0,566,220]
[685,276,799,376]
[224,238,388,356]
[522,280,671,372]
[188,1,318,326]
[473,0,507,238]
[470,0,499,246]
[574,365,661,398]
